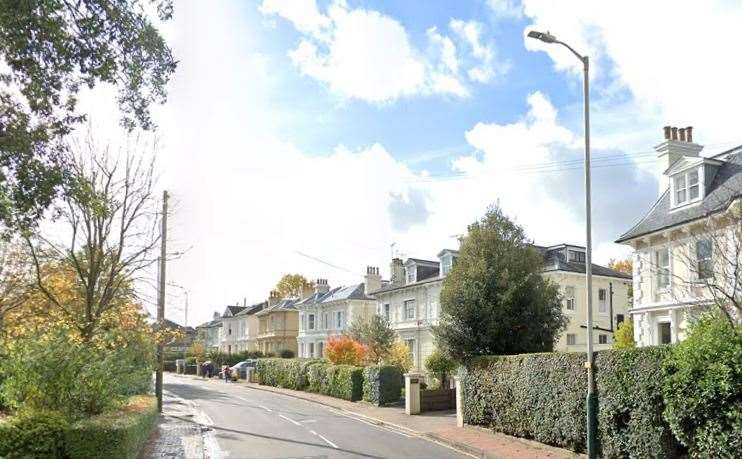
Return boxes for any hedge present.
[307,363,364,401]
[0,410,68,458]
[65,395,158,459]
[463,348,685,457]
[256,358,322,390]
[363,365,403,406]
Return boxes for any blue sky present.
[77,0,742,324]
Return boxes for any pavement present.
[144,373,583,459]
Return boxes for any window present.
[598,289,607,313]
[308,314,315,330]
[658,322,672,344]
[616,314,625,327]
[566,334,576,345]
[406,267,416,284]
[404,299,416,320]
[383,303,390,321]
[655,248,670,290]
[564,286,575,311]
[336,311,344,329]
[673,168,702,206]
[405,338,416,364]
[598,334,607,344]
[318,342,324,357]
[688,170,700,200]
[300,343,305,358]
[696,239,713,280]
[323,313,329,329]
[228,326,232,335]
[309,342,315,357]
[674,174,687,204]
[569,250,585,263]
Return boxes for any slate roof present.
[195,319,222,329]
[319,283,371,302]
[617,146,742,243]
[542,259,632,279]
[162,318,196,334]
[256,298,298,315]
[234,301,267,317]
[223,305,247,317]
[369,273,442,295]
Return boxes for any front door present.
[658,322,672,344]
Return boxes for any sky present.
[78,0,742,326]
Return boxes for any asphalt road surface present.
[164,374,468,459]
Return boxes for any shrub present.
[425,351,457,387]
[463,348,686,456]
[348,315,396,364]
[280,349,295,358]
[326,336,366,366]
[0,410,68,458]
[307,363,330,394]
[384,341,413,373]
[256,358,321,390]
[363,365,403,406]
[306,363,363,401]
[662,316,742,458]
[65,395,158,459]
[612,320,635,349]
[0,330,152,418]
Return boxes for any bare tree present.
[0,237,33,331]
[24,135,162,340]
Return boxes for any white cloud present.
[487,0,524,19]
[260,1,505,103]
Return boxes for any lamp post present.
[527,30,597,458]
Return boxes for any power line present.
[294,251,365,278]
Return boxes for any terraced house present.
[296,268,380,358]
[617,126,742,346]
[255,293,299,355]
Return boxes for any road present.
[163,374,468,459]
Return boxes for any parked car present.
[230,360,257,380]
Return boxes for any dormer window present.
[672,168,701,207]
[406,267,416,284]
[568,250,585,263]
[441,254,458,275]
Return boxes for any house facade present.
[539,244,632,351]
[218,305,247,354]
[255,293,299,355]
[195,312,222,351]
[370,251,455,372]
[296,269,380,358]
[617,126,742,346]
[231,302,266,353]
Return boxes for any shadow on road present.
[166,414,387,459]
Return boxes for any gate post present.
[454,375,464,427]
[405,373,422,415]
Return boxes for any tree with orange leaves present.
[325,336,366,366]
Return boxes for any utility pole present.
[184,291,189,328]
[156,190,168,413]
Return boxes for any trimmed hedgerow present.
[306,362,364,401]
[65,395,158,459]
[595,346,683,458]
[0,410,68,458]
[464,348,687,457]
[363,365,403,406]
[256,358,322,390]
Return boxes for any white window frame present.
[404,299,416,320]
[671,167,703,208]
[566,334,576,346]
[323,313,329,330]
[404,338,416,365]
[564,286,575,312]
[308,314,315,330]
[695,238,713,281]
[598,288,607,314]
[406,267,416,284]
[336,310,344,329]
[383,303,390,322]
[654,246,671,292]
[309,342,315,357]
[657,319,672,345]
[598,334,608,345]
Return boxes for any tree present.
[273,274,313,298]
[434,206,568,362]
[347,315,396,364]
[0,0,176,229]
[608,258,632,274]
[384,341,412,373]
[325,336,366,366]
[0,238,33,331]
[23,137,161,341]
[424,351,457,388]
[613,320,635,349]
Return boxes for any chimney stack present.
[314,278,330,295]
[364,266,382,295]
[655,125,703,196]
[390,258,405,286]
[268,289,280,306]
[213,311,221,320]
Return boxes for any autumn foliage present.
[325,336,366,366]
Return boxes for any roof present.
[195,319,222,329]
[222,305,247,317]
[617,146,742,243]
[542,259,632,280]
[370,274,442,295]
[436,249,460,257]
[234,301,267,317]
[162,318,196,334]
[319,283,371,302]
[256,298,298,316]
[405,258,438,266]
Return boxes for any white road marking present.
[317,433,338,449]
[300,419,317,423]
[309,430,317,435]
[279,414,302,426]
[258,405,273,412]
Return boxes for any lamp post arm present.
[555,40,586,65]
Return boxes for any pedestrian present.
[223,366,231,383]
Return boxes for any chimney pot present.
[663,126,672,140]
[671,127,678,140]
[686,126,693,142]
[679,128,686,142]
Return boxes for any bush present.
[463,348,686,456]
[307,363,364,401]
[0,330,153,418]
[256,358,321,390]
[383,341,413,373]
[307,363,330,394]
[65,395,158,459]
[363,365,403,406]
[0,410,68,458]
[325,336,366,366]
[280,349,295,358]
[662,316,742,458]
[613,320,635,349]
[425,351,457,387]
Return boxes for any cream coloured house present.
[617,126,742,346]
[539,244,632,351]
[231,301,266,352]
[296,269,380,358]
[255,294,299,355]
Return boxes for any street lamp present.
[527,29,597,458]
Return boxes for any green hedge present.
[307,363,363,401]
[0,410,68,458]
[463,348,686,457]
[256,358,322,390]
[363,365,403,406]
[65,395,158,459]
